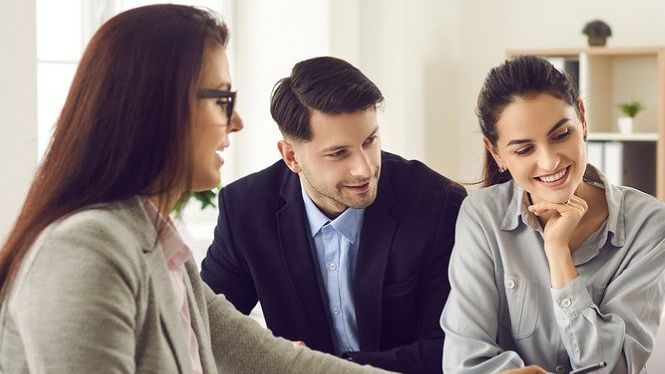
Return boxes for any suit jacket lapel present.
[354,169,397,351]
[276,171,335,352]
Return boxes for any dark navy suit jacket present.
[201,152,466,374]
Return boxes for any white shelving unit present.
[588,132,659,142]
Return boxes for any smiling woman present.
[485,93,588,205]
[441,56,665,374]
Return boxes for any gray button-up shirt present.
[441,164,665,373]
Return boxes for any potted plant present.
[617,100,643,134]
[582,20,612,47]
[173,188,219,217]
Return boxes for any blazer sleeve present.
[344,183,467,374]
[200,187,258,314]
[203,283,398,374]
[8,222,139,374]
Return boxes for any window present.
[37,0,231,160]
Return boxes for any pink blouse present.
[143,198,203,374]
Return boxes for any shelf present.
[507,47,665,58]
[585,47,665,56]
[588,132,659,142]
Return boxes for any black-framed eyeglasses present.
[197,89,237,123]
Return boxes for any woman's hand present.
[528,194,588,289]
[501,365,549,374]
[528,194,588,253]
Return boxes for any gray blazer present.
[0,197,394,373]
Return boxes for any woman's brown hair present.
[0,4,228,301]
[477,55,581,187]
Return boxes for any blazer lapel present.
[353,171,397,351]
[129,198,192,374]
[183,263,217,374]
[276,172,335,352]
[144,246,192,373]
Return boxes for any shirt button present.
[505,279,516,290]
[560,298,572,308]
[555,365,566,374]
[329,262,337,271]
[333,307,341,316]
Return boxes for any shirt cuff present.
[550,276,594,320]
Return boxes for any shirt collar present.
[300,181,364,244]
[141,197,192,270]
[500,164,625,247]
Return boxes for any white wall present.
[0,0,37,243]
[313,0,464,177]
[228,0,331,181]
[355,0,461,178]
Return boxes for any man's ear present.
[577,99,588,141]
[482,136,504,169]
[277,139,302,173]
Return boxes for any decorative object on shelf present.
[617,100,643,134]
[582,20,612,47]
[172,187,220,217]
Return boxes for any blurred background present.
[2,0,665,369]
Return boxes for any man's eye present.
[327,150,345,158]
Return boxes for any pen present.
[569,361,607,374]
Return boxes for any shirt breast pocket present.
[504,276,540,340]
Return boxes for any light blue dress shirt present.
[441,164,665,374]
[301,184,364,354]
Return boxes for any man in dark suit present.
[201,56,466,374]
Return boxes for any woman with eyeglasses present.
[0,5,393,373]
[440,56,665,374]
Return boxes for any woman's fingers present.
[528,195,587,216]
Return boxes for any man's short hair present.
[270,56,384,141]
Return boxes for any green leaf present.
[617,100,643,118]
[171,186,220,217]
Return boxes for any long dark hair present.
[477,55,580,187]
[0,5,228,302]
